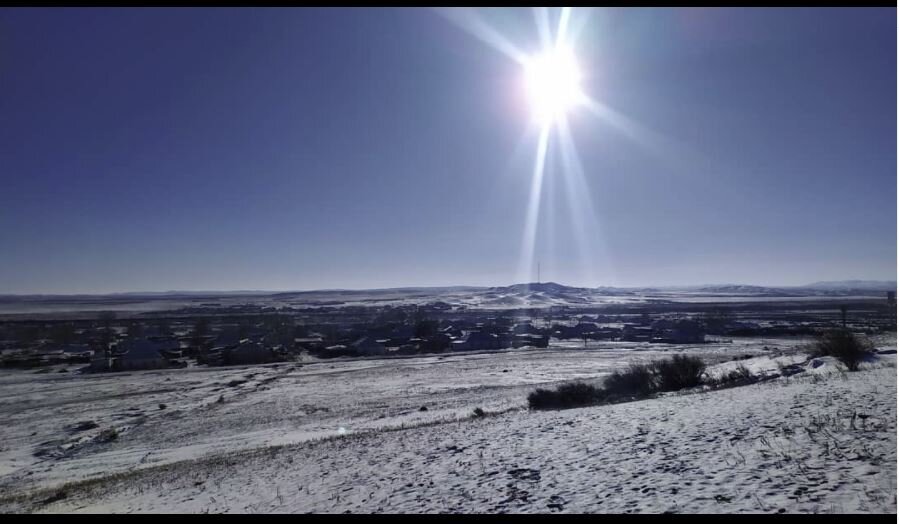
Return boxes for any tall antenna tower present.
[537,262,541,284]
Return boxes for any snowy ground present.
[0,336,894,513]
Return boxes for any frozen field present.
[0,336,895,513]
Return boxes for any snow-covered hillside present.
[0,339,894,514]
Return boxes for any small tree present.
[318,324,339,345]
[413,318,439,339]
[126,322,145,340]
[237,319,252,340]
[191,318,210,351]
[154,318,172,336]
[268,315,295,348]
[49,322,76,346]
[700,307,733,335]
[15,324,42,347]
[97,312,116,356]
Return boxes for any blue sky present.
[0,7,895,293]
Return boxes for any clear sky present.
[1,7,895,294]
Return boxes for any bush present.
[528,382,605,410]
[726,364,753,382]
[97,428,118,442]
[527,356,718,411]
[708,364,755,388]
[813,330,872,372]
[71,420,99,432]
[653,354,706,391]
[604,363,656,397]
[472,407,486,418]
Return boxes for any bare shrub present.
[527,355,749,412]
[813,330,873,372]
[726,364,753,382]
[97,428,118,443]
[528,382,604,410]
[71,420,99,432]
[604,363,656,397]
[653,354,706,391]
[708,364,755,388]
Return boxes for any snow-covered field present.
[0,336,895,513]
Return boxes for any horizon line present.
[1,279,896,298]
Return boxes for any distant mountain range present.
[0,280,894,301]
[803,280,897,291]
[684,281,896,296]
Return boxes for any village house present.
[621,324,654,342]
[653,319,706,344]
[555,322,599,339]
[112,338,178,371]
[588,327,622,340]
[61,344,94,360]
[33,345,65,360]
[213,328,244,350]
[294,336,325,352]
[511,334,549,348]
[512,322,541,335]
[439,324,464,339]
[350,336,386,356]
[223,341,274,365]
[321,344,352,358]
[417,333,451,353]
[90,350,113,372]
[651,319,676,332]
[452,331,505,351]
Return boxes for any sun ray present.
[517,123,551,284]
[583,96,709,171]
[544,131,558,286]
[532,7,554,51]
[556,6,572,47]
[583,97,656,151]
[566,7,593,46]
[557,116,616,286]
[557,117,596,285]
[434,8,529,64]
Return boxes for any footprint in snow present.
[547,494,566,510]
[508,468,541,482]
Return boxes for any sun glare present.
[524,46,585,125]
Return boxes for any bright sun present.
[523,46,585,125]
